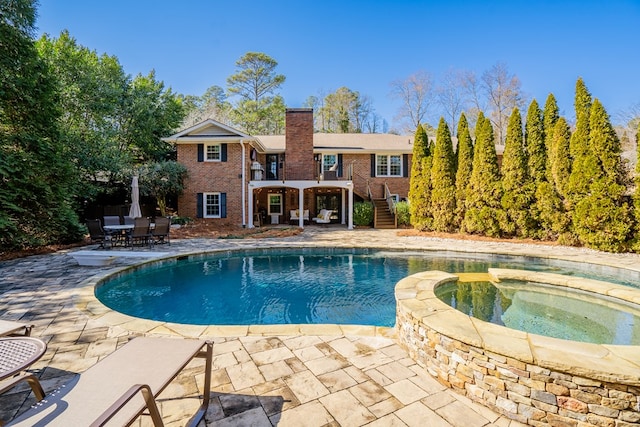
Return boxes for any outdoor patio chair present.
[7,337,212,427]
[127,217,153,248]
[123,216,135,225]
[0,320,32,337]
[103,215,121,226]
[151,216,171,245]
[312,209,332,226]
[86,219,110,248]
[289,209,310,225]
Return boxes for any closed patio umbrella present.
[129,175,142,218]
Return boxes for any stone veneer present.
[395,269,640,427]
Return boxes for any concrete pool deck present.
[1,227,639,426]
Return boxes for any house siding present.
[343,153,411,199]
[177,143,246,221]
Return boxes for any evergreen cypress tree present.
[408,125,433,230]
[572,99,631,252]
[430,118,457,232]
[454,113,473,228]
[500,108,535,237]
[567,78,593,203]
[536,117,572,241]
[549,118,572,199]
[462,113,503,237]
[525,99,546,184]
[542,93,560,180]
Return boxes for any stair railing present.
[383,182,397,228]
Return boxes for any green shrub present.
[171,216,192,225]
[395,201,410,226]
[353,202,374,226]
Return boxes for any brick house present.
[163,108,414,229]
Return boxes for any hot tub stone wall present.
[395,271,640,427]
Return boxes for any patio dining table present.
[103,224,134,247]
[104,223,154,247]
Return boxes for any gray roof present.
[255,133,415,153]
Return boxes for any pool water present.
[435,280,640,345]
[95,249,640,327]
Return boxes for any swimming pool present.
[95,248,640,327]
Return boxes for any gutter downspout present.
[240,140,246,227]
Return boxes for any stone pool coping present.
[394,269,640,385]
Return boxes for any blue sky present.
[36,0,640,130]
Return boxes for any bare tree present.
[351,92,373,133]
[389,70,434,133]
[436,67,468,134]
[481,62,526,144]
[459,70,485,134]
[364,112,384,133]
[615,102,640,169]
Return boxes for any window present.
[268,194,282,215]
[205,144,221,161]
[322,154,337,172]
[376,154,402,176]
[204,193,221,217]
[266,154,279,180]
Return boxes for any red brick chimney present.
[285,108,314,180]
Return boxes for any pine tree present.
[572,99,631,252]
[454,113,473,228]
[500,108,535,237]
[567,78,593,203]
[430,118,457,232]
[462,113,503,237]
[408,125,433,230]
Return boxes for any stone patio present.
[1,227,638,426]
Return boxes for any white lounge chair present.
[8,337,212,427]
[0,320,32,337]
[312,209,332,225]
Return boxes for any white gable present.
[163,119,253,143]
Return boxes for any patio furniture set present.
[87,216,171,249]
[0,320,211,426]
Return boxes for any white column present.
[298,186,304,228]
[341,189,346,224]
[240,140,246,227]
[348,185,354,230]
[248,185,255,229]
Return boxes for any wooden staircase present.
[372,198,396,229]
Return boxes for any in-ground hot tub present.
[395,269,640,426]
